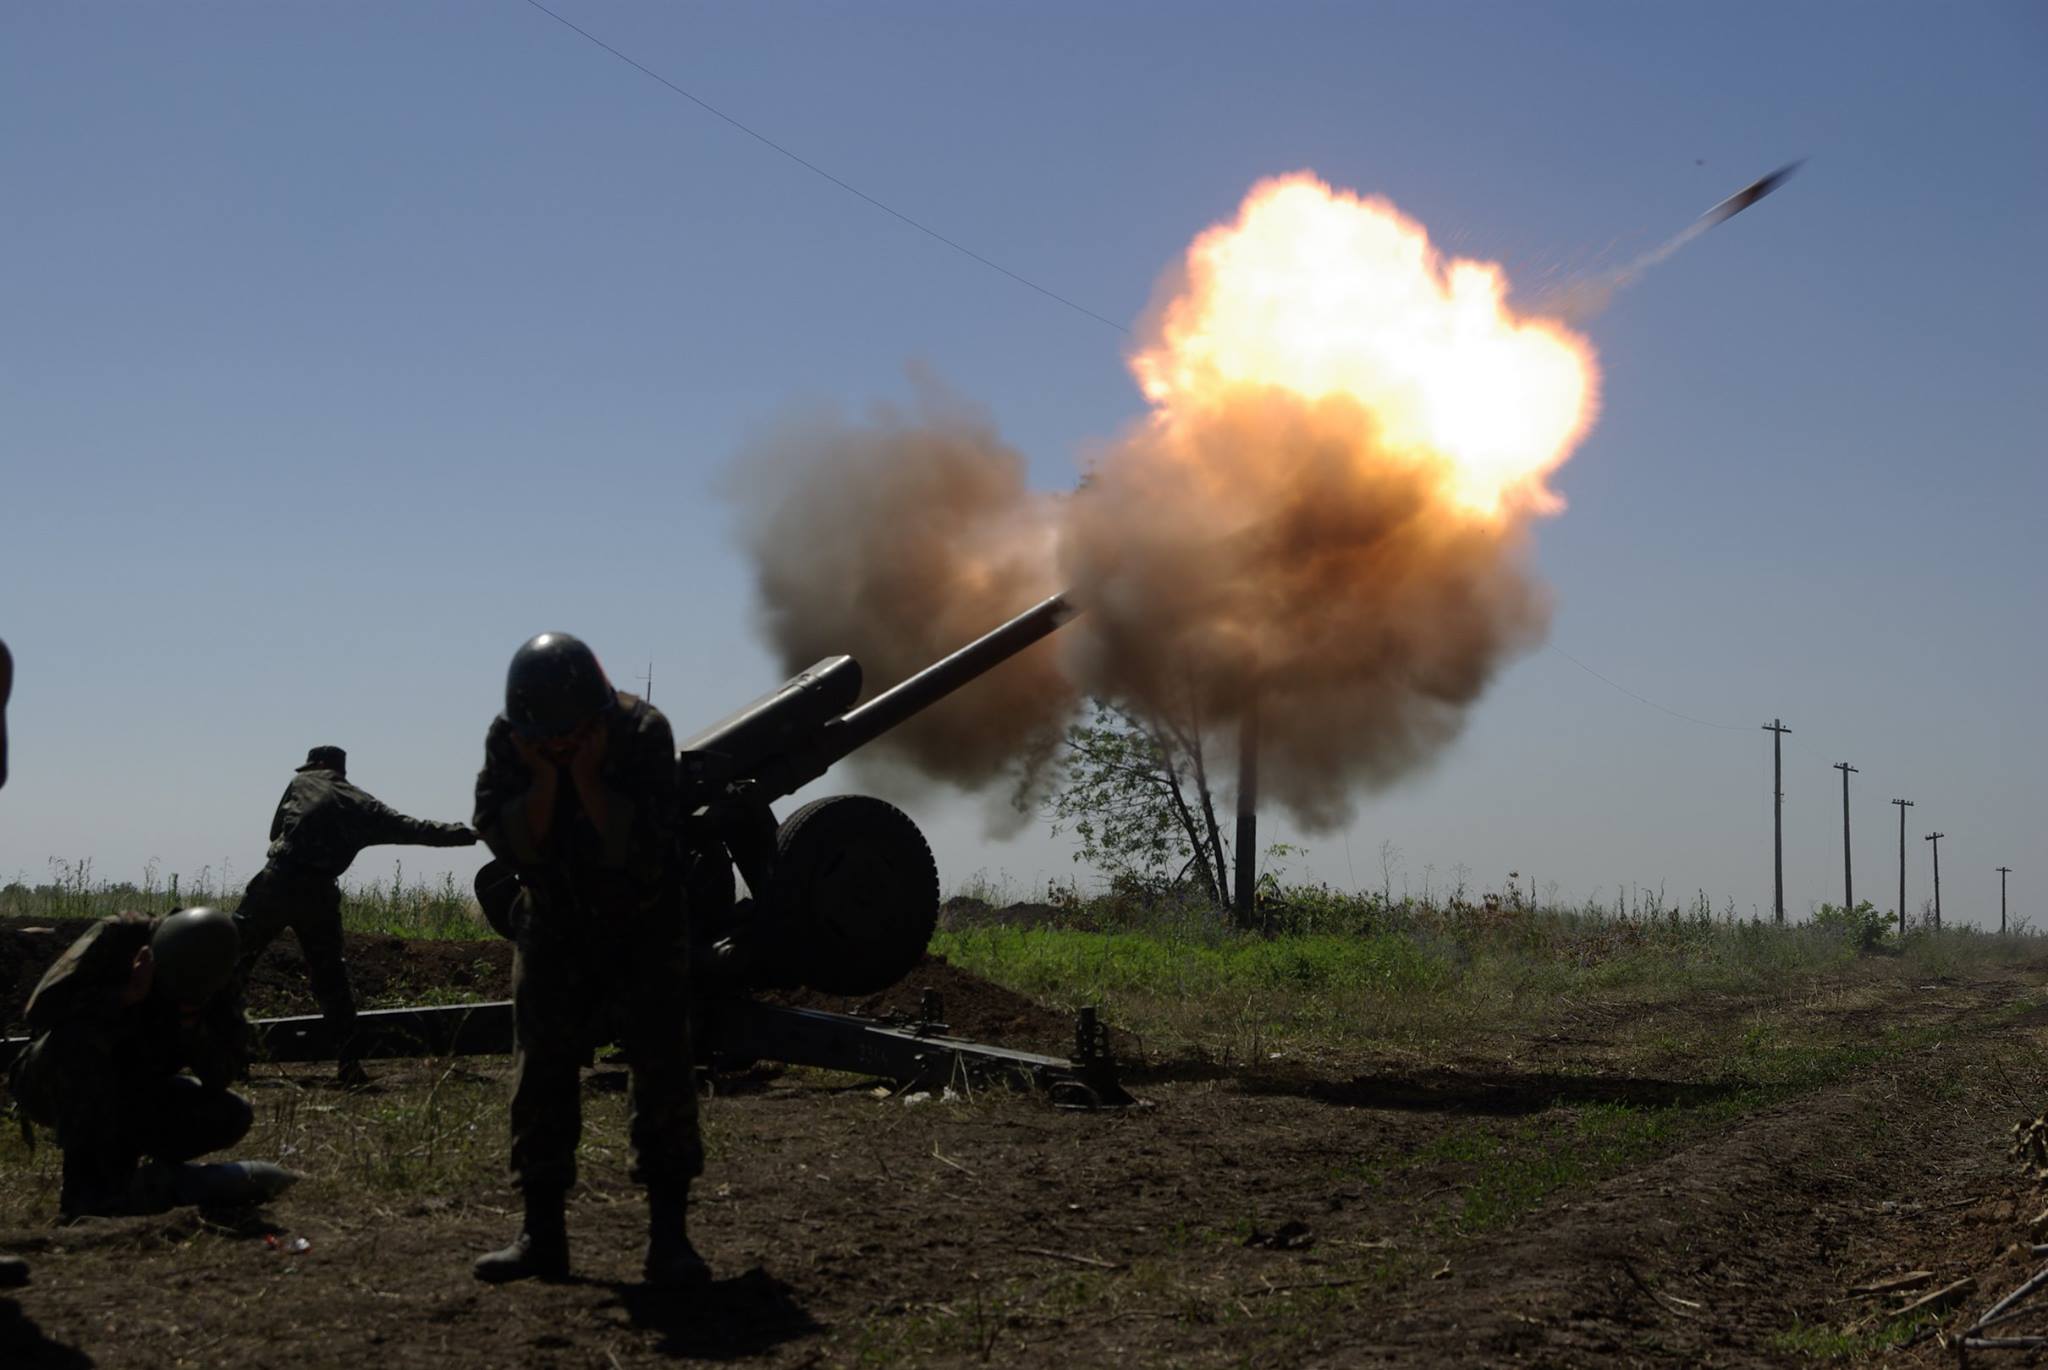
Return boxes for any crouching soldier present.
[9,908,256,1219]
[471,632,708,1288]
[235,745,478,1086]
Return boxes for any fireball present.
[1130,173,1599,519]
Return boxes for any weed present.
[1769,1312,1934,1360]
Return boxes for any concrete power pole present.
[1834,762,1859,911]
[1998,865,2013,935]
[1926,831,1946,930]
[1763,721,1791,923]
[1891,799,1914,937]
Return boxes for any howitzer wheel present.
[769,794,939,995]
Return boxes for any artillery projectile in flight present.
[1701,160,1805,229]
[1562,157,1808,315]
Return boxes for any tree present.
[1043,697,1235,910]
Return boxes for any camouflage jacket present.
[474,693,681,911]
[21,912,245,1087]
[0,635,12,789]
[264,768,473,879]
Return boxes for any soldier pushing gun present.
[471,633,710,1288]
[234,745,476,1086]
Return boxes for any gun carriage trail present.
[5,913,2048,1367]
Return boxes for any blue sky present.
[2,2,2042,924]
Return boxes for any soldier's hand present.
[511,732,557,778]
[457,825,480,845]
[569,719,609,779]
[123,947,156,1006]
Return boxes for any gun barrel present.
[823,593,1077,762]
[681,592,1080,808]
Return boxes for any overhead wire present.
[1543,642,1750,732]
[516,0,1130,335]
[1546,640,1853,763]
[1546,638,1876,798]
[518,1,1932,868]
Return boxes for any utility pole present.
[1998,865,2013,935]
[1834,762,1859,912]
[1763,720,1791,923]
[1925,832,1945,930]
[1891,799,1914,938]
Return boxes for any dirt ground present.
[7,920,2048,1366]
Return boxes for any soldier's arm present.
[346,783,478,851]
[186,994,249,1090]
[28,1025,131,1189]
[475,722,554,864]
[579,709,677,871]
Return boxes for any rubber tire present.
[768,795,939,995]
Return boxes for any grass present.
[10,858,2040,1063]
[930,910,2041,1065]
[2,857,494,939]
[0,1056,731,1226]
[1769,1313,1938,1360]
[6,861,2044,1366]
[1408,1099,1742,1230]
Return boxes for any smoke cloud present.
[730,375,1073,802]
[732,175,1597,832]
[1061,388,1551,829]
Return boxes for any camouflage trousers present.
[508,889,702,1195]
[11,1029,252,1216]
[234,862,356,1058]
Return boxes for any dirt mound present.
[938,897,1066,930]
[757,953,1076,1051]
[0,916,512,1031]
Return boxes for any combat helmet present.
[150,907,240,1005]
[505,633,615,739]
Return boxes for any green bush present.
[1811,900,1890,952]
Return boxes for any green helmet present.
[151,907,240,1005]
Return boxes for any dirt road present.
[4,927,2048,1366]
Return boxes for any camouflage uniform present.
[0,634,12,789]
[473,693,701,1194]
[0,638,21,1284]
[235,758,474,1059]
[9,913,251,1216]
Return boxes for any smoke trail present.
[1546,160,1803,323]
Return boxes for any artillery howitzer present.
[248,594,1135,1105]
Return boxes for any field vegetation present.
[1,856,489,940]
[6,857,2036,1055]
[5,859,2045,1365]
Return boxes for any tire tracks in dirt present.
[1337,980,2044,1366]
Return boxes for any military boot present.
[0,1255,29,1288]
[58,1154,133,1221]
[642,1186,711,1289]
[473,1187,569,1284]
